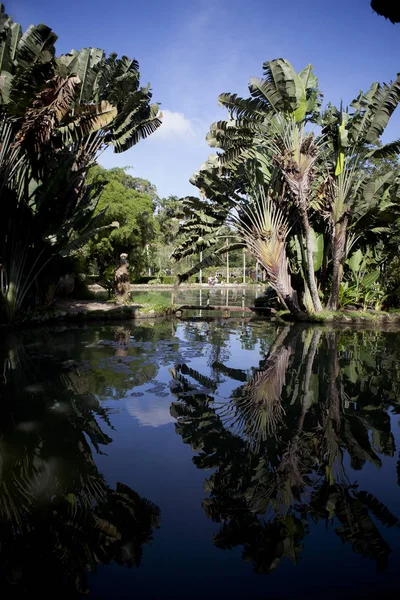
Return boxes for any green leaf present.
[344,363,358,385]
[60,47,104,103]
[16,23,57,70]
[60,220,119,257]
[362,270,380,289]
[310,228,324,272]
[350,77,400,145]
[59,100,118,143]
[347,248,363,274]
[260,58,309,119]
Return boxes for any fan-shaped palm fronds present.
[227,352,288,447]
[232,189,300,312]
[0,7,161,322]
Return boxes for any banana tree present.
[177,57,400,315]
[321,77,400,309]
[206,59,324,312]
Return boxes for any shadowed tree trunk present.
[326,331,341,425]
[299,203,323,313]
[328,218,348,311]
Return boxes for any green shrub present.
[131,292,172,306]
[160,275,176,284]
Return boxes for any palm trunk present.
[281,289,301,315]
[268,254,302,316]
[327,220,347,311]
[326,331,341,426]
[299,203,323,313]
[297,329,322,430]
[4,280,17,322]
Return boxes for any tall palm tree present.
[175,58,400,315]
[207,60,324,312]
[232,191,301,313]
[320,83,400,308]
[0,6,161,322]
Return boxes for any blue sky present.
[6,0,400,199]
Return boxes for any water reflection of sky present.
[5,321,400,598]
[125,365,176,427]
[88,321,400,598]
[121,324,267,428]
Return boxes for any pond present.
[1,319,400,598]
[129,285,264,307]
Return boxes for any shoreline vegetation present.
[3,287,400,329]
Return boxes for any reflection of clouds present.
[126,397,175,428]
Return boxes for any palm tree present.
[0,6,161,322]
[173,59,325,312]
[175,58,400,315]
[232,189,301,313]
[207,59,324,312]
[320,85,400,309]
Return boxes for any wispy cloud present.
[126,397,175,428]
[153,109,195,141]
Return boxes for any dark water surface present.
[1,319,400,598]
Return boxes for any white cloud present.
[153,109,195,140]
[126,398,175,428]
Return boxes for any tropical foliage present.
[173,58,400,314]
[79,166,159,282]
[0,4,161,322]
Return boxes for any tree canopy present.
[82,166,159,280]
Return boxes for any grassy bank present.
[0,299,176,328]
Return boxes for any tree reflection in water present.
[0,332,160,597]
[170,325,400,574]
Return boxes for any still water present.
[129,286,263,307]
[1,319,400,598]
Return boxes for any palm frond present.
[231,189,298,310]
